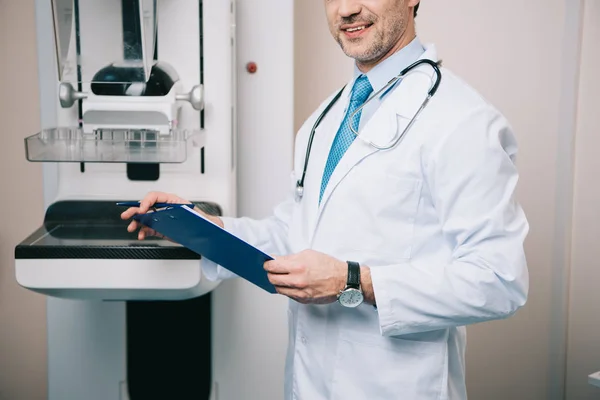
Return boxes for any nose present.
[337,0,362,18]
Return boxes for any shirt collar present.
[353,36,425,98]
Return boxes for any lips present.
[345,25,368,32]
[340,22,373,38]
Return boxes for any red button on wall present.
[246,62,257,74]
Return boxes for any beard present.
[334,10,407,65]
[337,28,386,63]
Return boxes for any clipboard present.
[133,206,276,293]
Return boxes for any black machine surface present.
[15,200,221,259]
[15,199,221,399]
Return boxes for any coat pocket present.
[333,167,423,261]
[330,330,446,400]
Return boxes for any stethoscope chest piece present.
[295,182,304,202]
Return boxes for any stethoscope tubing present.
[295,59,442,201]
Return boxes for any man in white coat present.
[123,0,529,398]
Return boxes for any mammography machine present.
[13,0,293,398]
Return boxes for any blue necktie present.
[320,75,373,202]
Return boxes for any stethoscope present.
[295,58,442,202]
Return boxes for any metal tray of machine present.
[14,200,221,300]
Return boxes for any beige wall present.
[293,0,354,132]
[0,1,47,399]
[2,0,599,399]
[566,1,600,398]
[416,2,564,399]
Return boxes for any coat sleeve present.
[201,197,295,281]
[369,106,529,336]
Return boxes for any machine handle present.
[58,82,88,108]
[59,82,205,112]
[176,84,204,111]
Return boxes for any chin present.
[341,44,370,61]
[346,50,377,65]
[339,39,374,60]
[345,46,385,65]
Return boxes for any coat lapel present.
[310,46,440,238]
[302,84,354,242]
[316,106,388,208]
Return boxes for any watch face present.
[339,288,363,308]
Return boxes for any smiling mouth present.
[341,23,373,38]
[346,25,369,32]
[343,23,372,32]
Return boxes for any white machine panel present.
[21,0,293,398]
[16,258,218,300]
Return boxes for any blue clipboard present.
[134,206,276,293]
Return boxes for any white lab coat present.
[202,44,529,400]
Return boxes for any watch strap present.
[346,261,360,289]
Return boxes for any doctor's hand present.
[120,191,224,240]
[264,250,347,305]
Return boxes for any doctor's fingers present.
[139,191,190,213]
[121,206,142,220]
[264,258,294,274]
[127,220,140,232]
[122,192,186,220]
[274,286,311,304]
[138,226,164,240]
[266,272,306,289]
[136,191,167,213]
[127,220,158,236]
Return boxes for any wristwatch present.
[338,261,364,308]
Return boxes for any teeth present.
[347,25,367,32]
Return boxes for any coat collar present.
[354,36,426,99]
[308,44,440,241]
[360,44,440,145]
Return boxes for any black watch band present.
[346,261,360,289]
